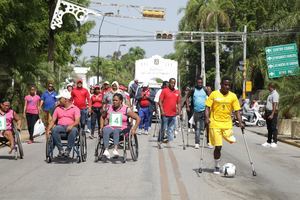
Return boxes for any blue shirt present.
[193,88,207,112]
[41,90,57,111]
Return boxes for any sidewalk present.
[246,126,300,148]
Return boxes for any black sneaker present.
[64,149,71,157]
[157,142,162,149]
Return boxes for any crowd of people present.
[0,76,280,174]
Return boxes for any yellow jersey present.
[205,90,241,129]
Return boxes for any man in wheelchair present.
[46,90,80,157]
[100,93,140,159]
[0,98,22,154]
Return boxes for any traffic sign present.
[246,81,252,92]
[265,43,299,78]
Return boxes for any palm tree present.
[198,0,234,89]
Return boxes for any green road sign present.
[265,43,299,78]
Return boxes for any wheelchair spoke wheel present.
[129,133,139,161]
[45,137,53,163]
[94,138,103,162]
[15,132,24,159]
[79,130,87,162]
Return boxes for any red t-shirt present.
[90,93,103,108]
[159,87,181,117]
[140,89,150,107]
[71,87,90,110]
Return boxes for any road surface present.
[0,126,300,200]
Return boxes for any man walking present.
[205,77,244,174]
[262,83,279,148]
[154,81,168,144]
[136,83,154,135]
[159,78,181,147]
[40,82,57,128]
[186,77,207,149]
[71,79,90,130]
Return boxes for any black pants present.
[26,113,39,141]
[157,114,165,142]
[91,107,101,136]
[265,111,278,143]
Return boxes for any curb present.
[246,128,300,148]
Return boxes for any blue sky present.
[81,0,188,58]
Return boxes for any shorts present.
[209,128,236,146]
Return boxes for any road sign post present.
[265,43,299,78]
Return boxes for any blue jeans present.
[103,127,121,148]
[52,125,78,151]
[80,109,88,129]
[138,107,150,131]
[162,116,176,142]
[194,111,205,144]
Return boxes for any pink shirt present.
[0,109,14,131]
[53,105,80,126]
[25,95,40,114]
[106,105,129,130]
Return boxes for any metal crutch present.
[179,117,186,150]
[241,128,257,176]
[198,128,206,173]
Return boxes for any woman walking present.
[23,85,40,144]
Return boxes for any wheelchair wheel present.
[95,137,105,162]
[45,136,53,163]
[129,133,139,161]
[15,132,24,159]
[79,130,87,162]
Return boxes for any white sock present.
[215,159,221,168]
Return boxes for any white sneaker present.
[112,149,120,157]
[207,143,214,149]
[175,130,179,135]
[195,144,200,149]
[86,129,91,133]
[188,128,191,133]
[144,131,149,135]
[137,129,142,135]
[262,142,271,147]
[213,167,221,175]
[270,142,278,148]
[103,150,111,159]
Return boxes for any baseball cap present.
[76,79,83,84]
[56,90,72,99]
[142,82,149,87]
[94,85,100,89]
[103,81,110,85]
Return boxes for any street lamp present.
[97,12,114,84]
[117,44,126,60]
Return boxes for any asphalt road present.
[0,125,300,200]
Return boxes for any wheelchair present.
[0,128,24,160]
[45,126,87,163]
[94,127,139,163]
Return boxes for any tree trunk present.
[215,23,221,90]
[48,0,56,66]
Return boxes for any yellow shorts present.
[209,128,236,146]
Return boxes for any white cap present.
[142,82,149,87]
[56,89,72,99]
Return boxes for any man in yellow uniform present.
[205,77,244,174]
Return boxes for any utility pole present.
[215,24,221,90]
[242,26,247,99]
[200,33,206,86]
[97,12,113,84]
